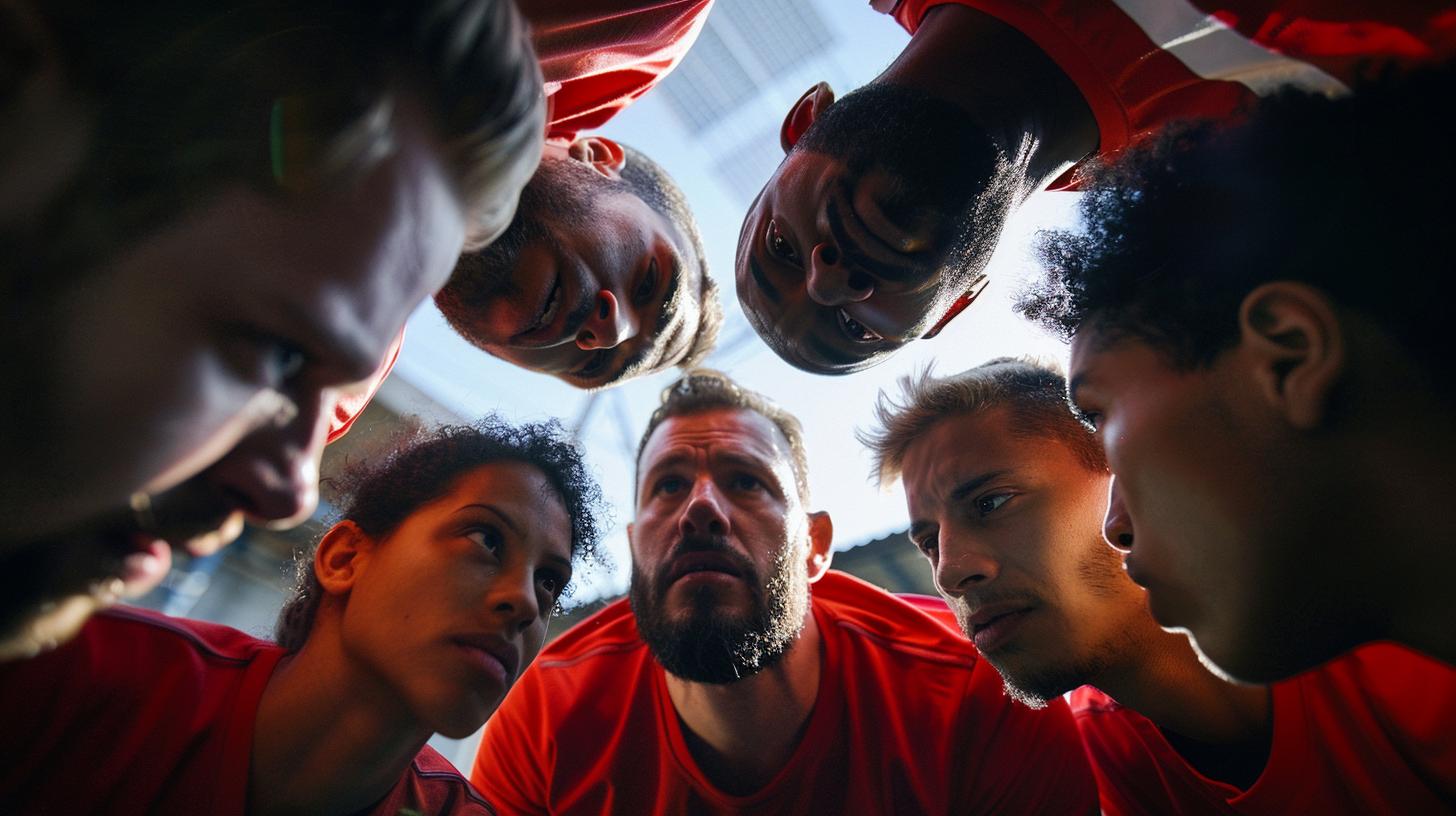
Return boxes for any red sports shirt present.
[1071,643,1456,814]
[0,607,497,815]
[875,0,1456,187]
[471,570,1097,815]
[327,0,714,441]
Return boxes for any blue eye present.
[729,473,763,492]
[654,475,688,496]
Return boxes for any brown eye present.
[767,219,798,263]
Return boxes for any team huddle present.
[1,0,1453,814]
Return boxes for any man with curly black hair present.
[1017,66,1456,684]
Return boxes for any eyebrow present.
[950,470,1009,503]
[460,503,523,537]
[825,196,923,286]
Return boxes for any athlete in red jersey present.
[0,419,605,815]
[737,0,1456,374]
[861,358,1456,814]
[473,370,1096,815]
[332,0,720,443]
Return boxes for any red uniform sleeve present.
[471,675,554,816]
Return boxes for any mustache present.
[652,534,756,594]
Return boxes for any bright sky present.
[392,1,1083,604]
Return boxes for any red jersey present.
[1071,643,1456,815]
[471,570,1097,815]
[874,0,1456,187]
[0,607,496,815]
[327,0,713,440]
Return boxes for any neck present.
[877,3,1097,197]
[1093,624,1271,788]
[664,610,822,796]
[250,626,430,816]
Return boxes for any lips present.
[513,272,564,341]
[451,633,520,684]
[664,551,743,586]
[963,602,1034,654]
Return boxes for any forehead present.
[437,462,570,531]
[901,408,1084,505]
[639,409,793,471]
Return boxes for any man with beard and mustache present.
[737,1,1456,375]
[862,358,1456,814]
[472,369,1096,815]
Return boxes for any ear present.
[314,520,375,597]
[1237,282,1345,430]
[566,136,626,178]
[781,82,836,153]
[922,276,990,339]
[804,511,834,582]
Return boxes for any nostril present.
[820,244,839,265]
[1118,533,1133,548]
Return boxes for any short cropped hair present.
[436,144,721,384]
[636,370,811,503]
[6,0,543,284]
[274,417,605,652]
[860,357,1107,487]
[1018,65,1455,400]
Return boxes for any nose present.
[1103,479,1135,552]
[679,476,730,538]
[804,242,873,306]
[204,388,329,528]
[491,562,543,635]
[933,533,1000,599]
[576,290,639,350]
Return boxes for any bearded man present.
[471,370,1096,815]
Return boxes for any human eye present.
[766,218,799,264]
[465,526,504,555]
[728,473,764,492]
[652,474,689,496]
[1069,402,1101,432]
[974,493,1013,517]
[633,258,660,306]
[536,568,570,600]
[910,532,939,560]
[837,309,883,343]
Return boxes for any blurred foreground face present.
[340,462,572,737]
[900,406,1138,706]
[0,108,469,660]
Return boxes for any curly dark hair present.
[274,416,606,652]
[1018,64,1456,396]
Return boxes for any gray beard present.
[629,535,807,684]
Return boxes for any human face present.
[468,192,700,388]
[1069,330,1333,682]
[737,152,949,374]
[900,407,1144,705]
[629,409,816,681]
[340,462,573,738]
[0,105,468,660]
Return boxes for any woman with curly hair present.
[0,417,604,815]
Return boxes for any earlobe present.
[781,82,836,153]
[314,520,373,596]
[922,276,990,339]
[567,136,626,178]
[804,511,834,582]
[1238,282,1345,430]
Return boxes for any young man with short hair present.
[473,369,1096,814]
[0,0,544,660]
[863,357,1456,813]
[738,1,1455,374]
[1018,67,1456,683]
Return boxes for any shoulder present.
[812,571,980,673]
[532,598,648,672]
[1285,642,1456,730]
